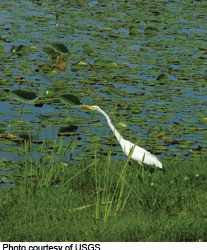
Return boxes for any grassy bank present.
[0,147,207,241]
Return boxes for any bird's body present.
[81,105,162,169]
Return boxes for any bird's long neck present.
[98,109,124,144]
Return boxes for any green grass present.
[0,139,207,241]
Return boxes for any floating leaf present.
[82,45,92,51]
[88,51,101,57]
[102,72,112,79]
[93,59,117,68]
[29,45,38,51]
[93,59,105,67]
[71,60,89,71]
[144,27,158,35]
[129,26,139,35]
[69,12,81,18]
[0,177,12,184]
[43,43,70,60]
[0,122,6,133]
[65,115,76,124]
[103,60,117,68]
[103,27,112,31]
[10,90,39,105]
[59,94,81,106]
[6,133,24,143]
[91,135,100,143]
[156,74,169,81]
[41,119,51,127]
[58,125,78,136]
[156,74,169,85]
[50,43,69,55]
[15,45,28,54]
[198,117,207,125]
[43,47,59,58]
[44,90,55,97]
[0,45,5,53]
[78,60,89,66]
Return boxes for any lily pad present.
[41,119,51,127]
[156,74,169,81]
[129,26,139,35]
[10,90,39,105]
[91,135,101,143]
[77,60,89,66]
[29,45,38,51]
[0,122,6,133]
[43,43,70,60]
[93,59,105,67]
[144,27,158,35]
[102,72,112,79]
[103,60,117,68]
[71,60,90,71]
[93,59,117,68]
[198,117,207,125]
[0,177,13,184]
[0,45,5,53]
[11,45,28,55]
[82,45,92,51]
[43,47,59,58]
[59,94,81,106]
[50,43,69,54]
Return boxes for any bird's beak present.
[81,105,92,108]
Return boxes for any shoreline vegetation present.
[0,139,207,241]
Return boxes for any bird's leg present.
[141,154,145,182]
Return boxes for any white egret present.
[81,105,162,169]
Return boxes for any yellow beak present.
[81,105,92,108]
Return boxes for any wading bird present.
[81,105,162,169]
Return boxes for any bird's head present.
[81,105,100,111]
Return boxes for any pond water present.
[0,0,207,174]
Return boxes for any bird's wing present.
[130,142,159,160]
